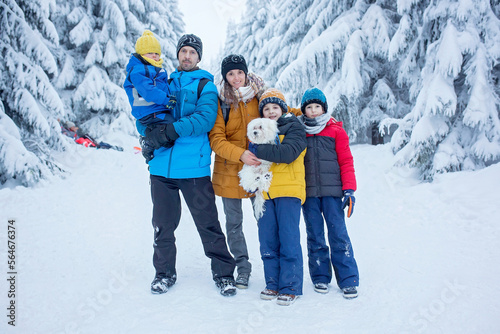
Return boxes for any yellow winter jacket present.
[253,113,307,204]
[264,142,307,204]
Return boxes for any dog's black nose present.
[253,131,258,135]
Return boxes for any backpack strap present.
[197,78,210,99]
[218,97,231,125]
[167,77,207,99]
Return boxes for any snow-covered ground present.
[1,134,499,334]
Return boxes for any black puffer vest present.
[304,134,343,198]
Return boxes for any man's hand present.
[342,190,356,218]
[240,150,261,166]
[145,123,179,149]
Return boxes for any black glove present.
[139,136,155,163]
[145,123,179,149]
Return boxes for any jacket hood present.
[327,117,343,128]
[277,112,298,125]
[126,53,151,72]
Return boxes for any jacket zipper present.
[167,72,183,177]
[167,146,174,178]
[314,135,321,194]
[178,72,184,118]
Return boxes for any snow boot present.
[314,283,329,294]
[235,273,250,289]
[276,294,298,306]
[215,277,237,297]
[342,286,358,299]
[260,289,279,300]
[151,276,175,294]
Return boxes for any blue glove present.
[248,142,258,155]
[342,190,355,218]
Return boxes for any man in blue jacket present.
[138,34,237,297]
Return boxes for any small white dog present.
[239,118,279,219]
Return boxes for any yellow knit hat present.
[135,30,161,56]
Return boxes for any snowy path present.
[1,137,499,333]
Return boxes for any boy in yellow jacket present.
[248,88,307,306]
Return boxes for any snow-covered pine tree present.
[223,0,317,86]
[218,0,275,82]
[223,0,405,141]
[53,0,184,138]
[0,0,69,186]
[384,0,500,180]
[225,0,500,179]
[0,0,185,187]
[492,0,500,18]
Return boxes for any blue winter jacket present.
[124,53,171,120]
[136,68,218,179]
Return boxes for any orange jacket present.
[209,98,261,199]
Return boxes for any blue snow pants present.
[258,197,303,295]
[302,196,359,288]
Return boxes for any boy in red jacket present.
[298,88,359,299]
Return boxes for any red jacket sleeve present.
[334,126,357,191]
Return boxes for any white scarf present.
[218,73,266,104]
[298,113,331,134]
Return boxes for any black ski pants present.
[150,175,235,282]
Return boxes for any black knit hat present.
[176,34,203,60]
[221,54,248,80]
[301,88,328,114]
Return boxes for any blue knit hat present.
[301,88,328,114]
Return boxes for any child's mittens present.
[165,95,177,111]
[166,95,177,110]
[342,190,355,218]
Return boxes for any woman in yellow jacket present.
[209,54,266,289]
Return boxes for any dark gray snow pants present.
[150,175,236,282]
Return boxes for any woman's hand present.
[240,150,261,166]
